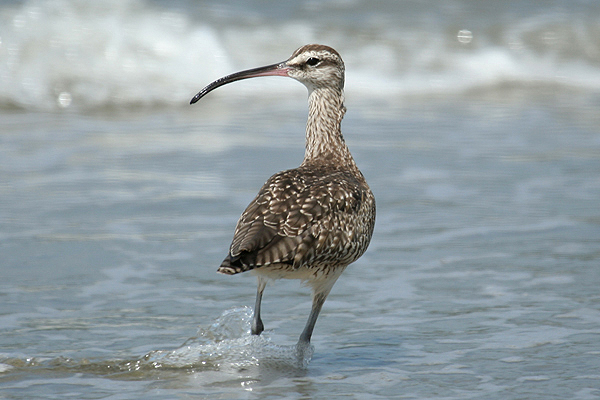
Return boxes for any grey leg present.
[298,291,328,345]
[251,277,267,335]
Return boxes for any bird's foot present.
[251,319,264,336]
[294,340,314,367]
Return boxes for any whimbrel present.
[191,44,376,348]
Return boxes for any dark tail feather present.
[217,254,256,275]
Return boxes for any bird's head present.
[190,44,345,104]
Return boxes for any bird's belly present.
[251,262,346,283]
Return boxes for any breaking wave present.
[1,0,599,110]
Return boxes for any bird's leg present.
[298,272,344,346]
[251,276,267,335]
[298,291,328,345]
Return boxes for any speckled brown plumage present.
[219,165,375,275]
[191,44,376,348]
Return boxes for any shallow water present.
[2,90,600,398]
[2,0,600,398]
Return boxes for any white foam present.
[1,0,599,110]
[0,363,14,373]
[0,0,232,110]
[144,307,314,371]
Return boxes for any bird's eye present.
[306,57,320,66]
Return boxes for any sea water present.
[1,0,600,399]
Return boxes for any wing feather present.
[217,166,372,275]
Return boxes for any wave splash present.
[0,307,313,382]
[146,307,314,372]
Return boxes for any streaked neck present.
[302,86,355,168]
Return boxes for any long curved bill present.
[190,61,290,104]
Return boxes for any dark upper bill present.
[190,62,290,104]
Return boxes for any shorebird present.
[190,44,375,348]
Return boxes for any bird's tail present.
[217,254,255,275]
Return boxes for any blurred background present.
[2,0,600,109]
[1,0,600,399]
